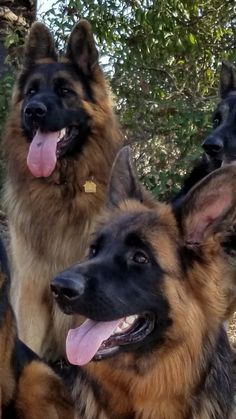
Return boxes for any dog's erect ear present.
[220,61,236,99]
[177,166,236,245]
[23,22,57,67]
[107,146,144,208]
[66,20,99,75]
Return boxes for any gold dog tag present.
[84,180,96,193]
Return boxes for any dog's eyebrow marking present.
[23,75,43,92]
[125,231,158,256]
[91,233,106,252]
[53,76,74,87]
[26,75,43,83]
[125,232,147,248]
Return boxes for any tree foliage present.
[1,1,236,198]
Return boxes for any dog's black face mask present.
[17,20,99,178]
[20,63,91,160]
[51,211,172,365]
[202,94,236,164]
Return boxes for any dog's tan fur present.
[3,20,121,360]
[15,361,75,419]
[0,240,75,419]
[0,304,16,408]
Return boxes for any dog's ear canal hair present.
[175,166,236,246]
[66,20,99,75]
[107,146,143,209]
[220,61,236,99]
[23,22,57,67]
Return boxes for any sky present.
[37,0,60,15]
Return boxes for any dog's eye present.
[132,251,149,264]
[59,87,74,96]
[89,244,98,258]
[27,88,37,96]
[212,116,221,128]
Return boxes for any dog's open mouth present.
[27,127,79,178]
[66,313,155,366]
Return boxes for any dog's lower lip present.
[94,346,119,361]
[221,159,236,167]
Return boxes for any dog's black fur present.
[203,61,236,162]
[172,154,221,205]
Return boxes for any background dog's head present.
[202,61,236,165]
[51,147,236,367]
[10,20,113,178]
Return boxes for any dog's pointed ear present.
[220,61,236,99]
[23,22,57,67]
[107,146,143,208]
[177,166,236,246]
[66,20,99,75]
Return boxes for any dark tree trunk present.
[0,0,36,74]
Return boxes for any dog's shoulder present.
[192,327,235,418]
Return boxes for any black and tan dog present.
[51,148,236,418]
[3,19,121,360]
[0,238,75,419]
[173,61,236,204]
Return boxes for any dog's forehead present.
[98,209,173,243]
[24,62,63,80]
[217,94,236,114]
[24,62,80,82]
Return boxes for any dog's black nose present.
[24,102,47,121]
[202,135,224,157]
[51,273,86,301]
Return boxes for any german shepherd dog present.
[173,61,236,205]
[0,237,75,419]
[3,20,121,360]
[51,148,236,418]
[202,61,236,163]
[172,61,236,319]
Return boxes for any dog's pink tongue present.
[27,130,59,177]
[66,318,121,366]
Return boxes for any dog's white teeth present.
[125,315,138,325]
[120,321,129,331]
[57,128,66,142]
[113,325,123,334]
[112,315,138,335]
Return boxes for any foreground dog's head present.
[202,61,236,164]
[51,147,236,368]
[9,20,113,178]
